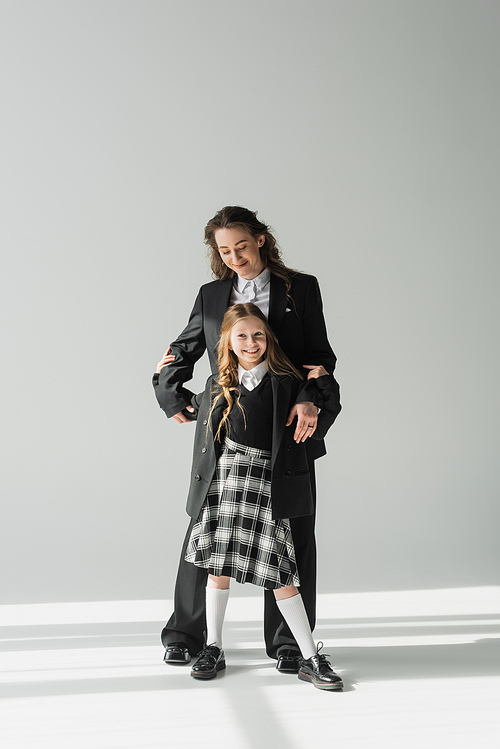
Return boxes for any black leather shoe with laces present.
[190,644,226,680]
[276,648,302,673]
[298,643,343,691]
[163,642,191,665]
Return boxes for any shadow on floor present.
[1,612,499,698]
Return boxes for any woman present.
[153,206,340,672]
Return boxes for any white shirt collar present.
[238,359,269,387]
[234,267,271,293]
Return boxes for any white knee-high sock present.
[205,587,230,649]
[276,593,316,660]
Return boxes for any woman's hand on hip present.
[286,401,318,443]
[156,347,176,374]
[304,364,328,379]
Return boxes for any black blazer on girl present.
[185,372,341,522]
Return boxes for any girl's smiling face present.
[229,316,267,370]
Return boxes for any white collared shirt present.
[238,360,269,391]
[230,268,271,319]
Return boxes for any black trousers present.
[161,462,317,659]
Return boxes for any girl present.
[182,302,343,691]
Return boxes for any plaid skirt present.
[185,437,300,589]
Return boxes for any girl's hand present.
[304,364,328,380]
[156,347,176,373]
[172,406,195,424]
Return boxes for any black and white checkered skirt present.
[185,437,300,589]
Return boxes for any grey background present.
[1,0,498,604]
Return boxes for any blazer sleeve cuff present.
[295,378,323,406]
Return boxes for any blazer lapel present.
[201,379,226,446]
[205,278,233,368]
[268,274,287,335]
[270,374,293,469]
[212,278,233,326]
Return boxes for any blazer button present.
[287,444,292,451]
[201,447,207,453]
[195,474,201,481]
[285,470,291,477]
[202,420,208,426]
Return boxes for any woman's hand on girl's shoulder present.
[304,364,329,380]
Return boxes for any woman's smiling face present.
[215,226,265,280]
[229,316,267,370]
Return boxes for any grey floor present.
[1,588,499,749]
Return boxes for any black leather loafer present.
[276,648,302,673]
[191,644,226,680]
[163,642,191,665]
[298,643,343,691]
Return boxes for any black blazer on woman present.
[153,272,339,461]
[186,373,341,522]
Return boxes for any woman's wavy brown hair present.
[209,303,302,442]
[204,206,295,293]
